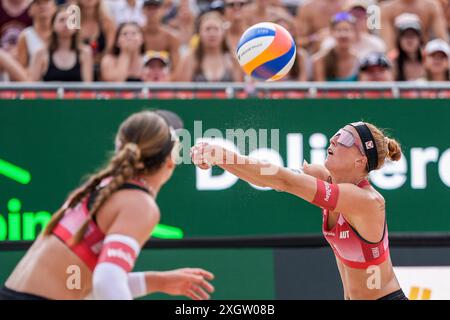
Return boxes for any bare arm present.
[80,46,94,82]
[312,54,326,81]
[100,191,213,300]
[0,49,29,81]
[16,32,29,68]
[380,4,396,53]
[100,53,131,82]
[296,1,313,50]
[297,49,309,81]
[173,51,194,81]
[103,18,117,54]
[169,31,181,74]
[29,48,47,81]
[430,0,449,42]
[191,144,382,217]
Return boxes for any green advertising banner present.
[0,99,449,242]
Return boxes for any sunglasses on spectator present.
[332,129,365,156]
[225,1,249,8]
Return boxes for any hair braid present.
[68,143,142,246]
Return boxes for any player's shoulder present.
[111,186,160,222]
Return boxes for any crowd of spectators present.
[0,0,449,83]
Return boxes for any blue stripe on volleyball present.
[250,40,296,80]
[236,28,276,53]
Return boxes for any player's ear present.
[354,156,367,170]
[165,154,175,170]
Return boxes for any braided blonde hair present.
[43,111,171,245]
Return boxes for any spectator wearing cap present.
[0,0,33,58]
[358,52,394,81]
[423,38,450,81]
[313,12,359,82]
[392,14,425,81]
[296,0,346,53]
[224,0,249,54]
[0,47,28,81]
[380,0,448,54]
[16,0,56,68]
[76,0,116,81]
[175,11,242,82]
[107,0,146,27]
[142,0,181,74]
[141,50,170,81]
[30,5,93,81]
[100,22,145,81]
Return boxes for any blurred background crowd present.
[0,0,449,83]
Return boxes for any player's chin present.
[324,157,337,172]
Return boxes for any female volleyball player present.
[191,121,407,300]
[0,110,214,300]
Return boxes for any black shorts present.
[378,289,408,300]
[0,286,48,300]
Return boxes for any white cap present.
[425,39,450,57]
[394,13,421,30]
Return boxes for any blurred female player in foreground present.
[191,122,407,300]
[0,110,214,300]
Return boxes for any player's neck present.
[140,175,164,198]
[331,172,367,185]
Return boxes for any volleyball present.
[236,22,296,81]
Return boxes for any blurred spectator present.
[380,0,448,54]
[358,51,394,81]
[107,0,146,27]
[424,38,450,81]
[100,22,144,81]
[16,0,56,68]
[29,5,93,81]
[273,10,308,81]
[77,0,116,80]
[313,12,359,81]
[166,0,196,55]
[438,0,450,39]
[141,49,170,81]
[296,0,346,53]
[175,11,242,81]
[0,47,28,80]
[243,0,291,26]
[282,0,303,16]
[142,0,180,72]
[345,0,386,58]
[224,0,248,53]
[0,0,32,57]
[392,15,425,81]
[320,0,387,59]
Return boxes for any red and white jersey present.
[322,180,390,269]
[52,179,149,271]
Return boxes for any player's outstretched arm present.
[190,143,381,216]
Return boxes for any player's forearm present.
[217,151,289,190]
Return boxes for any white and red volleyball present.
[236,22,296,81]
